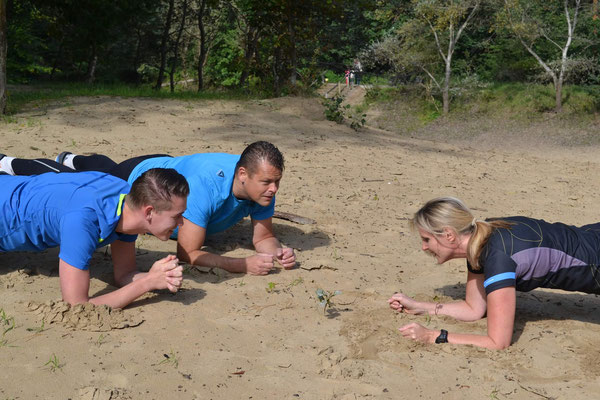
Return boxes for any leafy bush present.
[322,96,345,123]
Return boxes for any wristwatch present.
[435,329,448,344]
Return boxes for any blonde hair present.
[411,197,512,270]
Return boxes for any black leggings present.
[12,154,171,181]
[71,154,171,181]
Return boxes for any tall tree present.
[196,0,224,91]
[155,0,175,90]
[497,0,583,112]
[414,0,480,114]
[169,0,189,92]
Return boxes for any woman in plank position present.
[389,197,600,349]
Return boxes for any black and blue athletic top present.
[467,216,600,295]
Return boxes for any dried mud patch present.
[27,300,144,331]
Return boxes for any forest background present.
[0,0,599,118]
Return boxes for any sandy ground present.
[2,93,600,399]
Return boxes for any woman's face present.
[417,228,458,264]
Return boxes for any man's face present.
[418,228,456,264]
[148,195,187,240]
[241,161,282,207]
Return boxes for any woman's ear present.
[442,227,457,243]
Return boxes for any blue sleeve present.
[59,211,100,270]
[250,196,275,221]
[182,176,213,229]
[479,246,517,295]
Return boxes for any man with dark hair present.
[0,168,189,308]
[0,141,296,275]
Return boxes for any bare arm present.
[398,287,516,350]
[111,240,141,286]
[111,240,182,291]
[176,217,275,275]
[59,253,183,309]
[252,217,295,269]
[388,271,487,322]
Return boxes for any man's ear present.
[143,205,154,221]
[238,166,248,183]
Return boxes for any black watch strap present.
[435,329,448,344]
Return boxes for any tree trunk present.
[133,29,143,77]
[288,12,297,86]
[197,0,207,91]
[51,39,64,78]
[169,0,188,93]
[0,0,7,114]
[442,57,451,115]
[155,0,175,90]
[273,46,282,96]
[86,44,98,84]
[239,26,258,88]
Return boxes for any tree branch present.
[425,17,447,63]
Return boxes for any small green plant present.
[288,277,303,288]
[26,320,45,334]
[158,349,179,368]
[0,308,15,336]
[44,353,62,372]
[322,96,345,123]
[424,314,431,326]
[95,333,107,347]
[331,248,343,261]
[316,289,342,315]
[265,282,277,293]
[349,113,367,131]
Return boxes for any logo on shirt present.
[217,170,225,178]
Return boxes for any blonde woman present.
[388,197,600,349]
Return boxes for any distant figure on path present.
[353,59,363,86]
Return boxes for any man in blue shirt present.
[1,141,295,275]
[0,168,189,308]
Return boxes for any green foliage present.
[26,320,45,334]
[158,349,179,368]
[323,70,345,84]
[316,288,341,315]
[203,28,243,88]
[44,353,62,372]
[322,96,345,123]
[95,333,107,347]
[322,94,367,131]
[265,282,277,293]
[3,0,600,108]
[0,308,15,337]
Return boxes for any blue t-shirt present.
[0,172,137,270]
[468,216,600,295]
[128,153,275,237]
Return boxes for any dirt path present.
[1,95,600,399]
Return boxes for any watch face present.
[435,329,448,343]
